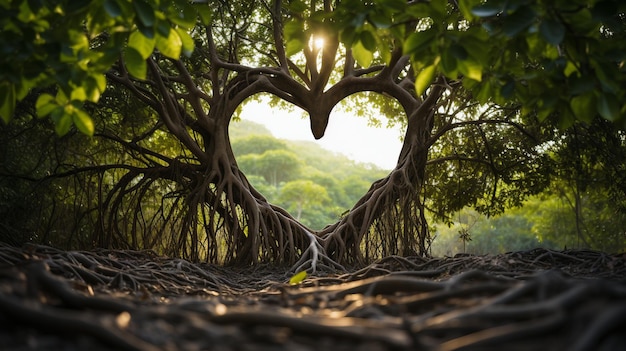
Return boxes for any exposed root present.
[2,244,625,350]
[291,230,345,273]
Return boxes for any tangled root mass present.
[1,243,625,350]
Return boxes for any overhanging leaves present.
[124,47,147,79]
[570,93,597,123]
[133,0,155,28]
[352,40,373,67]
[72,108,95,136]
[128,31,156,60]
[415,64,437,96]
[156,29,182,59]
[597,94,620,121]
[502,6,537,37]
[0,83,15,123]
[540,19,565,45]
[403,29,436,55]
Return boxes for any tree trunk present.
[320,85,444,265]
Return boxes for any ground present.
[0,243,625,350]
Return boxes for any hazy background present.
[240,98,404,170]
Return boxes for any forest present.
[1,0,626,350]
[5,115,624,260]
[229,119,626,256]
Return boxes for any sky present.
[239,99,405,170]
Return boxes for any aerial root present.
[291,230,345,274]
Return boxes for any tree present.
[430,208,547,256]
[232,135,288,156]
[0,0,207,133]
[535,118,626,251]
[331,0,626,126]
[278,179,330,222]
[2,0,624,271]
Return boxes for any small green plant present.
[458,227,472,253]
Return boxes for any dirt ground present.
[1,243,625,351]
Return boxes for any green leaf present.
[70,87,87,101]
[340,26,356,46]
[352,40,373,68]
[540,19,565,45]
[570,92,597,123]
[459,0,480,20]
[169,3,197,29]
[175,28,195,57]
[124,47,147,79]
[65,0,91,15]
[458,58,483,81]
[503,6,536,37]
[84,77,103,103]
[133,0,155,28]
[286,38,305,56]
[471,3,502,17]
[137,22,155,39]
[0,82,16,123]
[403,29,435,55]
[474,80,492,103]
[460,36,488,63]
[35,93,57,118]
[368,12,393,29]
[500,80,515,99]
[156,19,171,37]
[283,19,304,42]
[592,60,621,95]
[596,94,620,121]
[287,0,307,13]
[449,44,468,60]
[383,0,407,12]
[56,89,69,105]
[53,108,73,136]
[193,4,212,25]
[378,38,392,65]
[156,29,182,59]
[415,64,437,96]
[289,271,307,285]
[103,0,122,17]
[440,50,457,77]
[128,31,156,59]
[563,61,579,77]
[73,108,94,136]
[359,30,377,52]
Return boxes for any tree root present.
[291,230,345,273]
[1,244,625,350]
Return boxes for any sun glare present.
[311,36,325,50]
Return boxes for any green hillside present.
[230,119,388,229]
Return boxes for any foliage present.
[0,0,206,133]
[238,149,303,187]
[232,135,287,156]
[329,0,626,127]
[278,180,330,222]
[431,117,626,256]
[431,208,553,256]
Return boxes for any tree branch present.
[272,0,290,73]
